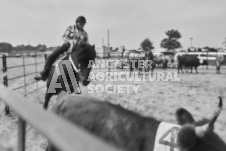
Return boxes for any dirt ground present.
[0,66,226,151]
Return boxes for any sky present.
[0,0,226,50]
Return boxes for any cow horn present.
[208,96,223,128]
[195,97,223,137]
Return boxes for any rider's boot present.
[34,69,48,81]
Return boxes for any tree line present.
[0,42,48,53]
[140,29,219,52]
[1,29,220,53]
[140,29,181,52]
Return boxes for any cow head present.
[176,97,226,151]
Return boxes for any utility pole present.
[107,30,110,47]
[190,37,193,48]
[107,30,110,63]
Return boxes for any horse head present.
[71,43,96,86]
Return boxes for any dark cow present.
[47,94,226,151]
[177,54,207,73]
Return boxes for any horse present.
[46,94,226,151]
[43,43,96,109]
[216,54,224,74]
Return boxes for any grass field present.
[0,57,226,151]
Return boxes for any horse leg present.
[43,92,53,109]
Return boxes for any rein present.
[69,54,80,73]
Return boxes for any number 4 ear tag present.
[154,123,181,151]
[159,127,180,151]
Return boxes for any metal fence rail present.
[0,84,120,151]
[0,54,48,115]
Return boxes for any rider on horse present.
[34,16,89,81]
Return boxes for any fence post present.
[23,56,27,96]
[206,51,209,69]
[18,117,26,151]
[34,56,38,92]
[2,55,10,115]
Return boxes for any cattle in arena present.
[153,55,169,69]
[177,54,207,73]
[128,50,154,76]
[128,50,144,75]
[46,94,226,151]
[154,51,175,69]
[216,54,225,74]
[144,50,155,73]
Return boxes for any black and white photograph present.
[0,0,226,151]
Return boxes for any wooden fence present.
[0,84,121,151]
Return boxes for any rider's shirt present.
[62,25,89,44]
